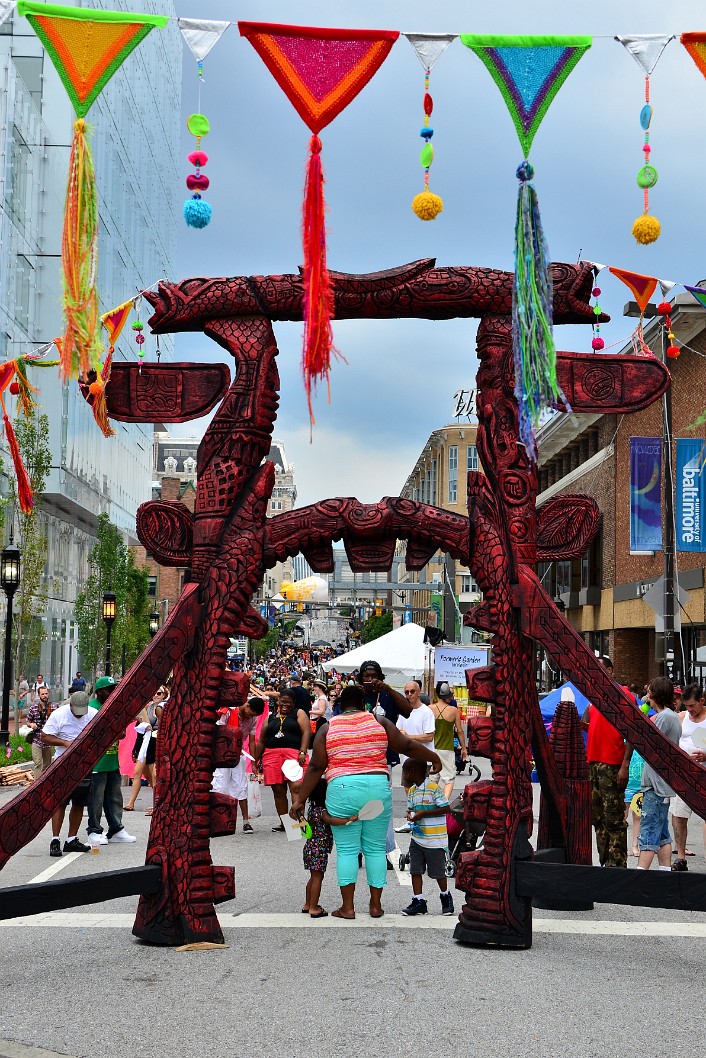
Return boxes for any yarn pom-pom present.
[412,191,443,221]
[632,213,660,245]
[183,198,212,229]
[591,337,605,351]
[9,381,19,395]
[88,380,104,397]
[657,301,672,316]
[666,345,680,359]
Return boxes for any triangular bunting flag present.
[403,32,456,71]
[684,284,706,310]
[19,2,168,118]
[0,1,15,28]
[178,18,230,63]
[101,299,133,347]
[615,34,674,76]
[239,21,399,423]
[460,35,591,156]
[239,21,399,133]
[681,33,706,80]
[609,267,658,312]
[659,279,676,298]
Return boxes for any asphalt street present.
[1,772,705,1058]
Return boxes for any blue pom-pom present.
[516,160,534,183]
[420,126,434,139]
[183,197,212,229]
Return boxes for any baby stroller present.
[454,731,482,779]
[398,775,483,878]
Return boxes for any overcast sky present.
[170,0,706,508]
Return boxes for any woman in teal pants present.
[291,684,441,920]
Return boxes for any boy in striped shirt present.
[400,759,454,916]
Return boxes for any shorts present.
[436,749,456,787]
[133,730,156,765]
[64,779,91,809]
[638,788,672,853]
[262,747,302,785]
[409,838,447,879]
[671,794,704,822]
[212,758,248,801]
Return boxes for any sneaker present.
[108,829,136,843]
[401,898,428,917]
[242,822,254,834]
[386,856,394,871]
[672,858,688,872]
[49,838,62,857]
[63,837,91,853]
[394,822,412,834]
[88,833,108,846]
[441,892,455,916]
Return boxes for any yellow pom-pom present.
[412,191,443,221]
[632,213,661,245]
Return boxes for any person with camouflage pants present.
[582,660,633,867]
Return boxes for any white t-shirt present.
[42,703,97,757]
[397,703,435,764]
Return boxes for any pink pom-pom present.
[592,287,601,297]
[642,143,651,153]
[186,173,210,191]
[592,337,605,351]
[188,150,209,167]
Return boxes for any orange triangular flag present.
[681,32,706,80]
[608,267,658,313]
[101,300,133,348]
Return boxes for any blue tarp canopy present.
[538,681,590,724]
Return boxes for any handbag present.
[247,779,262,819]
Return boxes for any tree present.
[10,412,51,688]
[75,512,152,679]
[360,611,393,643]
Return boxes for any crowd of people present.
[13,646,706,919]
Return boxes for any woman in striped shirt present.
[290,684,441,920]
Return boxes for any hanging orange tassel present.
[2,411,33,513]
[91,346,115,438]
[301,134,335,424]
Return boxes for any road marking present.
[27,852,84,885]
[3,912,706,936]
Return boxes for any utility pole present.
[662,371,677,681]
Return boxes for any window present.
[467,444,478,472]
[431,458,437,506]
[461,575,478,594]
[148,576,157,598]
[448,446,458,504]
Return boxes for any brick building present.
[133,475,195,628]
[536,292,706,686]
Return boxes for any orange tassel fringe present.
[3,413,33,514]
[301,134,336,424]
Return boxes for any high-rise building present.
[0,1,181,689]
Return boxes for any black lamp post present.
[102,591,116,676]
[0,535,21,746]
[149,610,160,638]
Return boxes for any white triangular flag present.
[615,35,675,76]
[403,32,456,71]
[589,261,607,274]
[26,341,57,360]
[0,1,15,28]
[178,18,230,63]
[659,279,676,297]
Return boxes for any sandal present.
[310,908,328,919]
[272,823,286,832]
[631,847,639,857]
[331,908,355,920]
[123,805,135,811]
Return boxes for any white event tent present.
[322,621,430,690]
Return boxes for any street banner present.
[676,438,706,552]
[434,646,489,687]
[629,436,662,551]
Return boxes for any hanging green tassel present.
[513,160,568,460]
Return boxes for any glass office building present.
[0,1,181,691]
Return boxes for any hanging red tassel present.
[3,413,33,513]
[301,134,335,423]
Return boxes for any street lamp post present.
[149,610,160,638]
[102,591,117,676]
[0,535,20,747]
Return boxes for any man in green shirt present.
[86,676,136,847]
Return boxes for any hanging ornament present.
[132,297,146,369]
[615,36,674,245]
[184,112,211,228]
[178,19,229,230]
[590,270,605,350]
[608,266,658,355]
[403,33,455,221]
[657,300,680,359]
[461,34,591,459]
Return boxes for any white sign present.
[434,646,489,686]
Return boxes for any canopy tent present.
[322,621,429,690]
[538,681,590,725]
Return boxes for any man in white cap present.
[41,691,95,856]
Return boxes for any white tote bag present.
[247,779,262,818]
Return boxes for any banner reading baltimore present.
[630,437,662,552]
[676,438,706,552]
